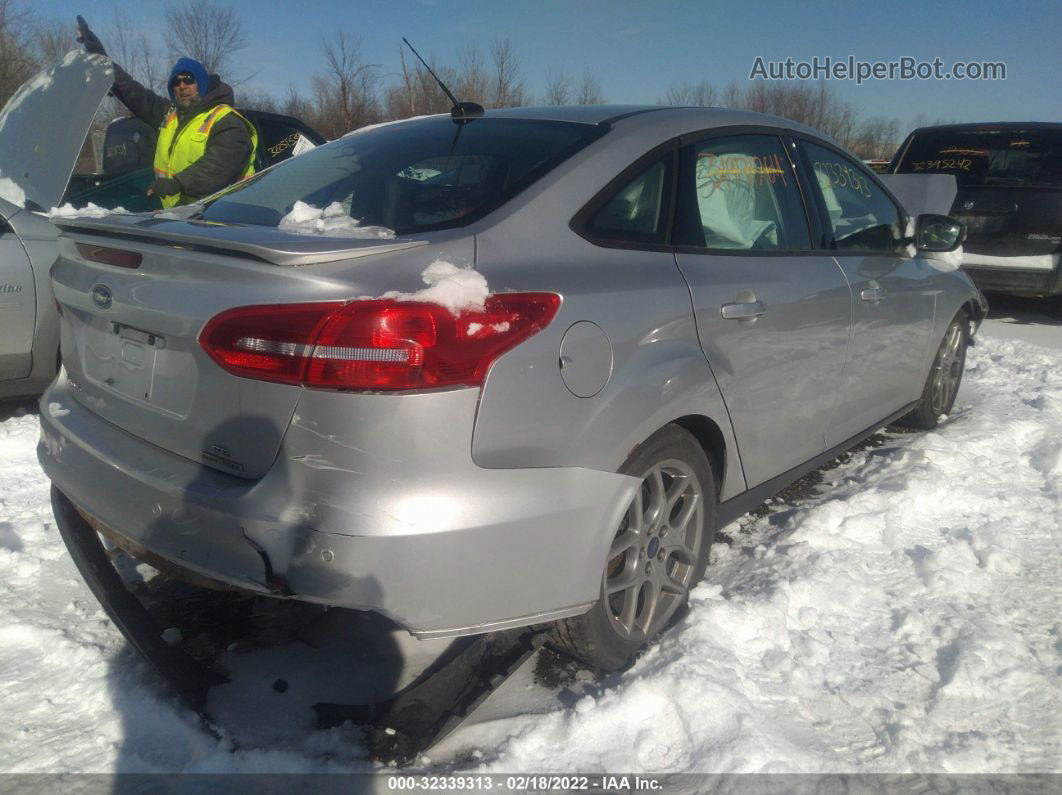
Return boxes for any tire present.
[898,312,968,430]
[550,424,717,671]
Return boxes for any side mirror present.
[916,213,966,253]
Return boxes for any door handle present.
[720,300,767,320]
[860,287,887,303]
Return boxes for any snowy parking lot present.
[0,305,1059,775]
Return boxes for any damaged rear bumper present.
[38,374,637,638]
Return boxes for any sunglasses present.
[172,75,197,86]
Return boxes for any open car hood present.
[0,51,113,212]
[878,173,958,218]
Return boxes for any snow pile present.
[380,260,490,315]
[278,200,394,239]
[925,244,963,270]
[0,174,25,208]
[965,252,1060,272]
[0,328,1059,774]
[48,202,129,219]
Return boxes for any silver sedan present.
[38,103,984,671]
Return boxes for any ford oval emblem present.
[91,284,113,309]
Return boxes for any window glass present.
[586,159,668,242]
[893,127,1062,188]
[100,117,156,176]
[801,140,904,253]
[200,117,607,234]
[675,135,810,251]
[255,115,316,169]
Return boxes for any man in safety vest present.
[76,16,257,208]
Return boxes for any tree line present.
[1,0,927,160]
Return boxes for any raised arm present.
[76,15,170,129]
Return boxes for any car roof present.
[907,121,1062,134]
[482,104,837,144]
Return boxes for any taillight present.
[75,243,142,269]
[199,293,560,391]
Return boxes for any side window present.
[800,140,905,253]
[585,158,670,244]
[675,135,810,251]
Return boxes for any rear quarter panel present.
[0,208,60,398]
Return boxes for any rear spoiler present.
[53,215,427,267]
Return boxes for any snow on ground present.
[0,326,1059,774]
[981,294,1062,351]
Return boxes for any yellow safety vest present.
[153,104,257,208]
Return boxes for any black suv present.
[890,122,1062,301]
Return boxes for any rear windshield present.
[894,128,1062,188]
[199,116,607,233]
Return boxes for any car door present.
[672,131,851,489]
[794,137,936,444]
[0,215,34,380]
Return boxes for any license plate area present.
[83,321,163,404]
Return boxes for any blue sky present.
[40,0,1061,129]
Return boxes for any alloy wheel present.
[604,458,705,643]
[930,322,964,415]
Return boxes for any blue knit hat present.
[167,57,209,100]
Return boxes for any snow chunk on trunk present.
[278,200,395,239]
[48,202,129,218]
[380,261,489,315]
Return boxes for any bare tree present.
[662,79,716,106]
[238,86,279,112]
[0,0,39,107]
[455,44,488,105]
[721,80,743,110]
[163,0,246,78]
[385,46,453,119]
[310,30,381,138]
[575,68,604,104]
[489,36,527,107]
[282,83,314,121]
[31,17,69,64]
[108,12,165,92]
[543,68,571,105]
[848,115,900,160]
[718,79,866,149]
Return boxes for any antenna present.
[402,37,484,123]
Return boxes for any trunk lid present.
[0,51,113,212]
[51,216,449,479]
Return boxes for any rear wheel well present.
[958,301,977,344]
[670,415,725,494]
